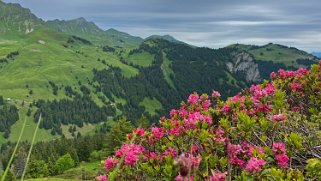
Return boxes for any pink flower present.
[104,158,118,170]
[202,100,211,110]
[168,127,180,136]
[245,157,266,173]
[275,154,289,168]
[264,83,276,95]
[97,174,108,181]
[270,113,287,122]
[272,142,286,155]
[209,171,227,181]
[291,106,301,112]
[133,128,145,136]
[214,127,226,143]
[170,109,179,117]
[228,144,245,166]
[187,94,199,104]
[221,104,230,113]
[291,82,302,91]
[151,127,164,140]
[164,147,177,158]
[127,133,132,140]
[270,72,277,79]
[212,90,221,98]
[125,152,139,165]
[175,174,194,181]
[114,144,144,166]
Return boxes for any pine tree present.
[103,117,134,156]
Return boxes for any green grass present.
[26,178,74,181]
[8,106,56,143]
[139,97,163,116]
[126,51,154,67]
[161,53,175,89]
[0,133,6,145]
[26,161,101,181]
[229,43,316,66]
[61,124,96,139]
[249,44,314,66]
[224,71,239,87]
[0,27,138,101]
[0,27,141,145]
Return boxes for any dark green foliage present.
[0,96,19,133]
[103,117,134,155]
[80,85,90,95]
[25,159,49,178]
[0,58,8,63]
[0,134,105,177]
[48,81,58,95]
[6,51,19,59]
[102,45,115,52]
[64,86,76,97]
[254,60,296,79]
[34,94,116,132]
[296,58,316,67]
[136,114,149,129]
[0,170,16,181]
[67,35,92,45]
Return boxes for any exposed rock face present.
[227,52,261,83]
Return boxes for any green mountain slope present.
[229,43,317,66]
[0,1,43,38]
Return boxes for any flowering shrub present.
[98,61,321,180]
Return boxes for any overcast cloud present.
[4,0,321,52]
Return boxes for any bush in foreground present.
[98,61,321,180]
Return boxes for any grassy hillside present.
[229,43,317,66]
[0,25,141,142]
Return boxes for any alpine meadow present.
[0,0,321,180]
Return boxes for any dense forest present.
[34,90,116,135]
[93,40,248,121]
[0,96,19,138]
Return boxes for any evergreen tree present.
[103,117,134,155]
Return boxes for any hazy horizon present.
[3,0,321,52]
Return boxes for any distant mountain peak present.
[145,34,190,46]
[0,1,43,34]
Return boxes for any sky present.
[4,0,321,52]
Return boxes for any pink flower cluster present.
[104,158,118,170]
[228,142,267,173]
[151,127,164,140]
[270,68,310,80]
[114,144,144,166]
[212,90,221,98]
[133,128,145,136]
[271,113,287,122]
[272,142,289,168]
[209,171,227,181]
[228,143,245,166]
[97,174,108,181]
[245,157,266,173]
